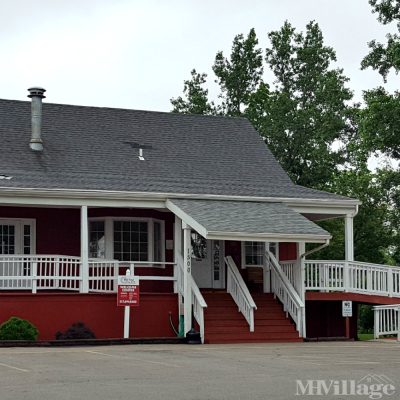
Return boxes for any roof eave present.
[0,186,361,208]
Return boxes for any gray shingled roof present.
[167,199,331,241]
[0,99,353,201]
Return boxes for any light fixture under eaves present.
[139,149,145,161]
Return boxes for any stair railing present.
[177,252,207,343]
[225,256,257,331]
[267,250,305,337]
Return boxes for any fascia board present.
[0,195,166,209]
[206,231,332,243]
[0,186,361,207]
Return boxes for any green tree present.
[171,28,263,117]
[359,87,400,159]
[212,28,264,116]
[170,69,217,115]
[246,21,354,188]
[361,0,400,82]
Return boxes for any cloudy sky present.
[0,0,399,112]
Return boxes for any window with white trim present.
[0,219,35,255]
[242,241,278,268]
[89,217,165,263]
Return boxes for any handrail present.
[177,252,207,343]
[373,304,400,341]
[225,256,257,331]
[267,250,305,337]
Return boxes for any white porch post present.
[297,242,306,303]
[345,216,354,262]
[183,222,192,335]
[81,206,89,293]
[174,215,182,294]
[297,242,306,338]
[263,242,271,293]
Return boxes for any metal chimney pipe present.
[27,87,46,151]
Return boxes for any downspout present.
[300,239,330,259]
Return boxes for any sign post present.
[117,270,139,339]
[342,300,352,339]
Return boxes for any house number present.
[187,248,191,272]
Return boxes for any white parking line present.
[85,350,181,368]
[0,362,29,372]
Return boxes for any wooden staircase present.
[202,291,303,344]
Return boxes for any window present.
[114,221,148,262]
[0,219,35,256]
[244,242,264,267]
[88,217,165,264]
[153,221,162,262]
[242,241,278,268]
[89,221,105,258]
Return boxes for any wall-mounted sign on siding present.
[117,275,140,306]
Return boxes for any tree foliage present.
[212,28,264,116]
[170,69,217,115]
[359,87,400,159]
[247,21,354,187]
[361,0,400,81]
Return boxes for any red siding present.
[306,300,358,339]
[279,243,297,261]
[0,293,179,340]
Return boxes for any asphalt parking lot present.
[0,341,399,400]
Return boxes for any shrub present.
[0,317,39,340]
[56,322,96,340]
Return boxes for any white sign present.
[342,300,352,317]
[118,275,139,286]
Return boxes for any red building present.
[0,87,398,344]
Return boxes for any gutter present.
[0,186,362,208]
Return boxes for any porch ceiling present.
[166,199,331,243]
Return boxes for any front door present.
[190,232,224,289]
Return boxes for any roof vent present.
[27,86,46,151]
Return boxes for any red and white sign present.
[117,275,140,307]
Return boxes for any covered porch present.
[0,195,365,343]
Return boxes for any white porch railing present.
[225,256,257,331]
[0,255,84,292]
[304,260,400,298]
[0,255,177,293]
[373,305,400,341]
[177,252,207,343]
[267,251,305,337]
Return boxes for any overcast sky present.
[0,0,399,112]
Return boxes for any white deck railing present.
[177,252,207,343]
[304,260,400,298]
[373,305,400,341]
[268,251,305,337]
[225,256,257,331]
[0,255,177,293]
